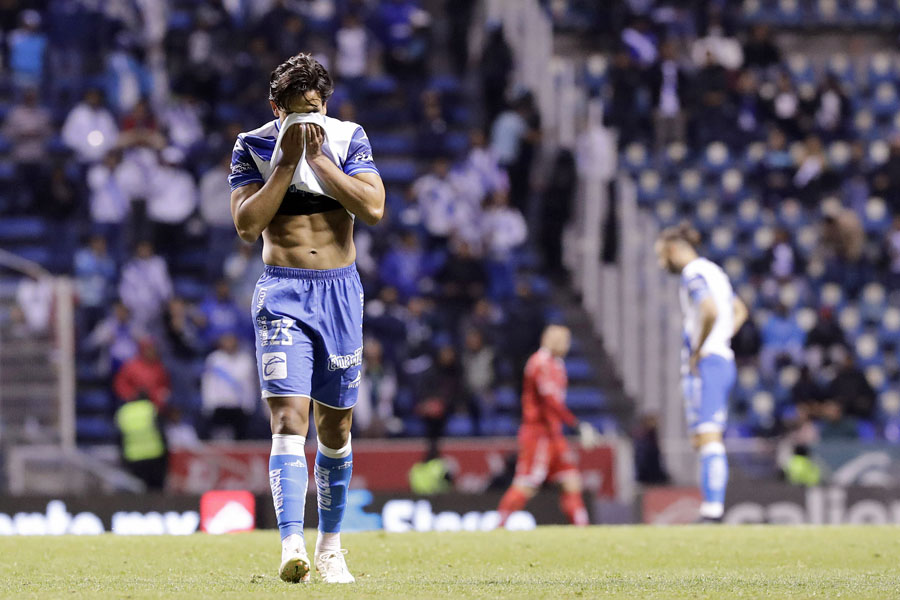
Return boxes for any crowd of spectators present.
[579,0,900,442]
[0,0,554,446]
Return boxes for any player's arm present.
[536,367,577,427]
[230,125,305,243]
[732,295,749,336]
[691,295,718,372]
[303,124,385,226]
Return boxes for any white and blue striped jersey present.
[228,115,378,216]
[679,257,736,363]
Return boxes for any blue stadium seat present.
[695,199,720,229]
[377,160,418,185]
[444,131,469,156]
[488,415,520,436]
[856,420,878,441]
[369,133,414,155]
[565,357,593,381]
[566,386,606,411]
[77,390,112,413]
[814,0,844,24]
[786,53,815,84]
[173,276,207,301]
[850,0,882,25]
[867,53,896,87]
[854,333,883,368]
[584,54,609,95]
[364,76,398,96]
[494,386,519,411]
[702,141,732,173]
[446,414,474,437]
[862,196,890,233]
[827,54,857,89]
[0,217,47,242]
[677,169,704,202]
[401,417,426,437]
[428,75,462,95]
[76,416,118,443]
[621,142,649,172]
[637,169,664,204]
[870,82,899,117]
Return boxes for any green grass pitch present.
[1,526,898,599]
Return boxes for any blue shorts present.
[252,264,363,409]
[682,354,736,434]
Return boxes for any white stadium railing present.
[0,249,145,494]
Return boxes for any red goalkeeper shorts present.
[512,427,579,488]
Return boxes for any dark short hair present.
[269,53,334,109]
[658,221,701,249]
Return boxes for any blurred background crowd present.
[0,0,572,451]
[544,0,900,475]
[1,0,900,485]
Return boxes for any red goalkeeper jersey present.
[520,348,576,437]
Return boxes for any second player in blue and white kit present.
[656,224,748,522]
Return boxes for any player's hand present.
[279,123,305,167]
[303,123,325,160]
[578,422,601,450]
[689,351,701,376]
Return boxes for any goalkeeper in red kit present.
[497,325,601,527]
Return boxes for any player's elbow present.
[360,203,384,226]
[235,223,260,243]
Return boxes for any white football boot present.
[279,534,310,583]
[315,549,356,583]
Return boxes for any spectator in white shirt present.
[482,188,527,261]
[119,240,173,330]
[481,189,527,300]
[61,88,119,163]
[412,157,457,240]
[147,147,198,258]
[87,150,130,227]
[147,147,197,226]
[336,12,368,85]
[201,332,257,440]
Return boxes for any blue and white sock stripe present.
[315,434,353,535]
[269,434,308,540]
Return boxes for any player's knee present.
[692,431,723,449]
[269,403,309,436]
[560,476,582,494]
[316,409,352,449]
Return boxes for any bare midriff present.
[261,208,355,269]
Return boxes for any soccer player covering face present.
[497,325,602,527]
[229,53,385,583]
[655,224,748,522]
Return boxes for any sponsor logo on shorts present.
[262,352,287,380]
[347,371,362,389]
[327,347,363,371]
[256,288,268,309]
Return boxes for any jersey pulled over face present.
[521,348,577,436]
[228,115,379,215]
[679,257,736,363]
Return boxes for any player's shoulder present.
[323,115,367,143]
[526,348,552,369]
[238,119,278,141]
[235,120,278,154]
[683,257,722,279]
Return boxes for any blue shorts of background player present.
[252,264,364,409]
[682,354,737,434]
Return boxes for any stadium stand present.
[0,0,616,446]
[550,0,900,442]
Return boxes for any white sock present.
[316,531,341,555]
[282,533,304,555]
